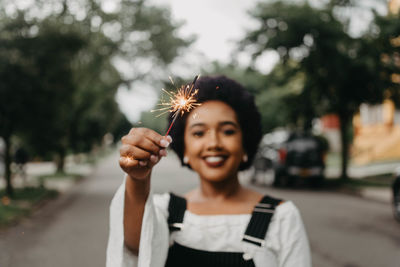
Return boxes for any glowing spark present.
[168,76,176,86]
[152,75,201,136]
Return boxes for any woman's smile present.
[202,154,228,167]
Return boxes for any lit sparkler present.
[152,75,201,136]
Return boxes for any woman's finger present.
[120,144,152,160]
[121,135,159,154]
[119,155,139,169]
[124,128,171,148]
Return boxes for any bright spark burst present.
[152,75,201,136]
[152,75,201,119]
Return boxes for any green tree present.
[241,1,400,180]
[31,0,189,171]
[0,13,85,196]
[0,0,190,194]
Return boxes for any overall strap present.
[242,195,283,247]
[167,193,187,232]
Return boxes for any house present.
[352,100,400,164]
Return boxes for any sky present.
[116,0,262,123]
[150,0,258,64]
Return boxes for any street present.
[0,151,399,267]
[258,186,400,267]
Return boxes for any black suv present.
[273,131,327,187]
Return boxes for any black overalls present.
[165,193,282,267]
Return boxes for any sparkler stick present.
[165,108,181,136]
[163,75,200,136]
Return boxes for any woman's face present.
[183,100,245,182]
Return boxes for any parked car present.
[273,131,328,187]
[250,144,279,185]
[250,130,288,185]
[392,168,400,223]
[250,130,328,187]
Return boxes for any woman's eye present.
[193,131,204,137]
[223,129,236,135]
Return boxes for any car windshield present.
[288,139,318,152]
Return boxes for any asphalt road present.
[0,151,399,267]
[0,152,125,267]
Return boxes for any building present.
[352,100,400,164]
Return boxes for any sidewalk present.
[357,187,392,204]
[325,161,398,204]
[0,156,93,192]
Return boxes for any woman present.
[107,76,311,267]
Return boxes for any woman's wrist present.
[125,174,151,202]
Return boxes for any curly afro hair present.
[167,75,262,170]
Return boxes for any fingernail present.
[160,139,170,148]
[166,135,173,143]
[159,149,167,157]
[139,160,147,166]
[150,155,158,163]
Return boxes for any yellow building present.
[389,0,400,14]
[352,100,400,164]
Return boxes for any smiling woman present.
[107,76,311,267]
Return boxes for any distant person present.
[107,76,311,267]
[14,147,29,184]
[0,139,4,174]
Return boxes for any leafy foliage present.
[241,1,400,179]
[0,0,189,195]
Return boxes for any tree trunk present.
[4,134,14,197]
[56,148,66,173]
[338,112,350,181]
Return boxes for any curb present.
[359,187,392,204]
[339,186,392,204]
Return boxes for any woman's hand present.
[119,128,172,181]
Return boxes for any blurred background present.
[1,0,400,266]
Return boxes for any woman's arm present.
[277,202,312,267]
[119,128,171,255]
[123,177,150,254]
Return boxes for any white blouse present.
[106,178,312,267]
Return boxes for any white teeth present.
[205,156,224,163]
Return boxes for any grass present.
[346,174,395,187]
[0,186,58,228]
[0,205,29,226]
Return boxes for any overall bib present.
[165,193,282,267]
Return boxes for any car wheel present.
[273,168,287,187]
[286,175,296,188]
[310,176,324,188]
[272,173,281,187]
